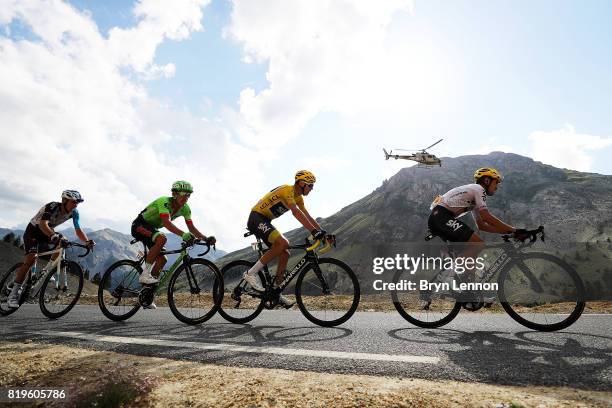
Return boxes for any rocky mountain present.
[321,151,612,244]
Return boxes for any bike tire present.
[217,260,265,324]
[295,257,360,327]
[39,260,84,319]
[498,252,585,332]
[390,269,462,328]
[98,259,142,321]
[0,263,23,316]
[167,258,223,325]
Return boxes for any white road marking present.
[32,330,439,364]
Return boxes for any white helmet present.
[61,190,84,203]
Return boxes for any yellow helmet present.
[295,170,316,184]
[474,167,502,183]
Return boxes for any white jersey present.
[430,184,488,219]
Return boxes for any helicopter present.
[383,139,443,167]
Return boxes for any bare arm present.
[477,209,515,234]
[186,221,206,240]
[39,220,55,237]
[75,228,89,242]
[301,207,322,231]
[290,204,318,231]
[162,218,187,237]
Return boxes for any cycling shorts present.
[131,214,163,249]
[428,205,474,242]
[247,211,281,248]
[23,224,54,254]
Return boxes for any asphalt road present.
[1,305,611,391]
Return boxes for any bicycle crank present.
[139,285,156,307]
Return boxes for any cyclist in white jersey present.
[428,168,528,280]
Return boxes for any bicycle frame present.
[134,241,207,294]
[252,238,325,292]
[438,236,542,293]
[25,246,67,298]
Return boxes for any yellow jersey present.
[251,185,306,220]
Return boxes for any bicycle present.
[0,241,92,319]
[97,239,223,325]
[391,226,585,332]
[218,232,360,327]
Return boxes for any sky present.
[1,0,611,250]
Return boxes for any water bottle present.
[31,265,38,283]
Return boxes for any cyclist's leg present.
[457,232,485,282]
[244,212,282,291]
[8,226,42,306]
[147,233,167,278]
[260,236,289,285]
[14,254,36,285]
[14,225,45,284]
[132,217,163,283]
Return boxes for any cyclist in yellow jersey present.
[244,170,324,308]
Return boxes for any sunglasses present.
[177,192,191,197]
[305,183,314,189]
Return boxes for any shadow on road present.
[2,317,354,368]
[388,327,612,391]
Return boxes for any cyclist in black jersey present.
[7,190,94,308]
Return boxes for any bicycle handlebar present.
[62,241,93,258]
[292,234,337,253]
[502,225,545,244]
[195,240,214,257]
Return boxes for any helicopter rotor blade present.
[422,138,443,151]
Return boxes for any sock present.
[246,260,264,276]
[142,262,153,275]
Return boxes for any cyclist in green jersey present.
[131,181,216,292]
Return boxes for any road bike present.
[0,241,92,318]
[391,227,585,331]
[97,239,223,325]
[218,232,360,327]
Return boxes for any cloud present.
[295,156,350,171]
[107,0,210,76]
[225,0,419,147]
[0,0,264,249]
[529,125,612,172]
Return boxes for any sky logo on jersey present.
[446,219,463,231]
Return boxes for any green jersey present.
[140,196,192,228]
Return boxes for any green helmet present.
[171,180,193,193]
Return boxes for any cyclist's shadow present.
[389,326,612,391]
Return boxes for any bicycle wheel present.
[0,264,23,316]
[98,260,142,321]
[295,258,360,327]
[498,252,585,331]
[39,260,84,319]
[168,258,223,325]
[217,260,265,324]
[390,269,461,328]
